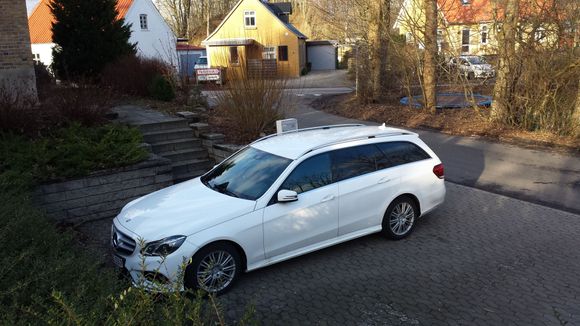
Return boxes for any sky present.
[26,0,40,17]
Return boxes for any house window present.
[230,47,239,64]
[140,14,148,30]
[244,11,256,28]
[481,25,488,44]
[461,28,470,53]
[33,53,41,63]
[278,46,289,61]
[406,32,413,43]
[262,46,276,60]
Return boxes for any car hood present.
[115,178,256,241]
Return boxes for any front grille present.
[112,225,136,256]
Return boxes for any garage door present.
[307,45,336,70]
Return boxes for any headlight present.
[142,236,186,257]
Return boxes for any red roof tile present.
[438,0,498,24]
[29,0,134,44]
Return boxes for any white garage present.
[306,40,337,71]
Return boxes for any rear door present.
[333,144,402,236]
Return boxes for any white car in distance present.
[111,124,446,294]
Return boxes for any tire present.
[184,242,242,295]
[467,72,475,80]
[381,196,418,240]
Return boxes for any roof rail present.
[298,131,412,157]
[250,124,365,145]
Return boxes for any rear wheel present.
[382,197,418,240]
[185,243,241,295]
[467,71,475,80]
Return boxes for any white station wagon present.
[111,124,446,294]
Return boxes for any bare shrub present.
[0,85,40,136]
[507,50,579,135]
[212,76,291,143]
[43,85,113,127]
[101,55,171,97]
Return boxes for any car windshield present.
[197,58,207,64]
[465,56,486,65]
[200,147,292,200]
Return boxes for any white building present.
[28,0,178,69]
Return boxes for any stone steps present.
[138,119,189,133]
[139,119,212,182]
[151,138,203,153]
[172,160,214,183]
[143,128,194,143]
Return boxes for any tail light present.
[433,164,444,179]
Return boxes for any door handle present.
[320,195,335,203]
[378,177,392,184]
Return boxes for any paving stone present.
[214,183,580,325]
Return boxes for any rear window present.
[376,142,431,168]
[331,144,385,182]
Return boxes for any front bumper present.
[474,70,495,78]
[111,220,199,291]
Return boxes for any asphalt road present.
[221,183,580,325]
[282,90,580,215]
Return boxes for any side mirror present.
[277,190,298,203]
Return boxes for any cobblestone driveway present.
[220,183,580,325]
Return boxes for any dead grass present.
[312,93,580,153]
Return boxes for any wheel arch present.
[192,239,248,271]
[387,193,421,217]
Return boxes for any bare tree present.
[491,0,520,123]
[422,0,437,113]
[370,0,392,101]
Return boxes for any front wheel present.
[184,243,241,295]
[381,197,418,240]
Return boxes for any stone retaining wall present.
[34,155,173,224]
[190,122,243,164]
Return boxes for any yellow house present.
[202,0,308,78]
[393,0,571,56]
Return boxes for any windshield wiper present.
[213,182,240,198]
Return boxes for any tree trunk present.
[422,0,437,114]
[206,0,211,37]
[491,0,520,123]
[370,0,391,102]
[574,77,580,136]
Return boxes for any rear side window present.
[280,153,332,194]
[376,142,431,168]
[331,144,385,182]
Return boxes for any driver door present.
[263,153,339,259]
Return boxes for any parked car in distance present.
[449,55,495,79]
[194,56,208,70]
[111,124,446,294]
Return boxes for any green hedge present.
[0,123,148,192]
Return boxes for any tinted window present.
[376,142,431,168]
[332,144,384,182]
[280,154,332,194]
[201,147,291,200]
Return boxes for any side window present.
[331,144,384,182]
[280,154,332,194]
[376,142,431,169]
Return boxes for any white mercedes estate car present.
[111,124,446,294]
